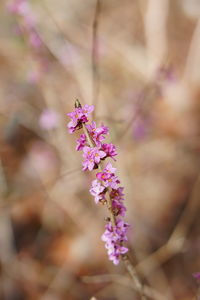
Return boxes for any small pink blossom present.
[82,104,94,115]
[106,244,128,265]
[112,200,126,217]
[110,187,124,201]
[90,179,105,203]
[101,219,129,264]
[76,134,86,151]
[87,121,109,146]
[101,143,117,160]
[82,146,106,171]
[116,219,130,237]
[104,162,117,174]
[104,175,120,189]
[29,31,42,49]
[96,171,112,181]
[193,272,200,280]
[67,105,94,133]
[96,163,120,188]
[7,0,27,15]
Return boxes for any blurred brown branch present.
[82,273,166,300]
[136,172,200,277]
[92,0,101,117]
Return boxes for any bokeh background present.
[0,0,200,299]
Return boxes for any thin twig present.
[183,17,200,85]
[144,0,169,76]
[0,158,9,198]
[82,273,166,300]
[92,0,101,117]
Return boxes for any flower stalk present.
[67,99,146,299]
[82,121,116,226]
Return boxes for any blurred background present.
[0,0,200,299]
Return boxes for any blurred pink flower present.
[39,109,59,130]
[27,69,40,83]
[29,31,42,49]
[193,272,200,280]
[7,0,26,15]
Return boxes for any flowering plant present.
[67,100,147,300]
[67,100,129,265]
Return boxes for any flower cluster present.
[7,0,48,82]
[102,219,129,265]
[67,104,94,133]
[86,121,109,147]
[67,102,129,265]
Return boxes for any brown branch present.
[92,0,101,117]
[136,172,200,277]
[82,274,166,300]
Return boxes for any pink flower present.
[96,171,112,181]
[67,105,94,133]
[7,0,28,15]
[86,121,109,146]
[101,143,117,160]
[90,179,105,203]
[105,242,128,265]
[76,134,86,151]
[96,163,120,188]
[82,104,94,115]
[104,162,116,174]
[110,187,124,201]
[101,219,129,264]
[29,31,42,49]
[112,200,126,217]
[67,109,85,133]
[193,272,200,280]
[105,175,120,189]
[115,219,130,237]
[82,146,106,171]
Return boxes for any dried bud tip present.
[104,217,111,222]
[75,99,82,108]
